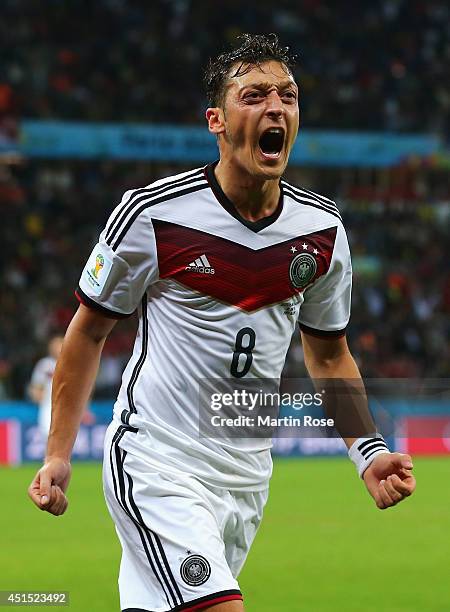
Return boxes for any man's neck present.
[214,159,281,222]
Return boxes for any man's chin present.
[231,151,288,181]
[253,157,287,180]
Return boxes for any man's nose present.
[265,91,284,119]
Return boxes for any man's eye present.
[282,92,297,100]
[245,92,263,100]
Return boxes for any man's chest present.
[152,219,336,312]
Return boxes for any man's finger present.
[45,486,67,516]
[374,492,386,510]
[384,476,403,502]
[391,453,414,471]
[54,491,68,516]
[59,497,69,515]
[28,476,43,508]
[40,484,59,510]
[378,481,395,508]
[398,467,414,481]
[388,474,414,496]
[38,469,53,506]
[48,498,65,516]
[42,486,60,513]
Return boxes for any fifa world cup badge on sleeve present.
[84,246,113,296]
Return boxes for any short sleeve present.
[298,223,352,337]
[77,196,158,317]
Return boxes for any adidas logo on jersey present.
[185,254,215,274]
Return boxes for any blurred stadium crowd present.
[1,161,449,398]
[0,0,449,133]
[0,0,449,398]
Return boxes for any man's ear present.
[206,107,225,135]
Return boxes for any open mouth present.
[258,128,285,158]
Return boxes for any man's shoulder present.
[281,178,342,223]
[103,167,209,248]
[112,167,209,225]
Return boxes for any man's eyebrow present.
[239,80,298,92]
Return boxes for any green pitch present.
[3,457,449,611]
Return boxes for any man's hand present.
[363,453,416,510]
[28,458,72,516]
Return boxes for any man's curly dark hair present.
[204,33,297,108]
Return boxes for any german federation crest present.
[289,253,317,288]
[180,555,211,586]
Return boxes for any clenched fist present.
[28,458,72,516]
[363,453,416,510]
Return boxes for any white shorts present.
[103,423,268,612]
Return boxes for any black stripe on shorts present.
[110,425,184,608]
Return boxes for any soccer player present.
[29,334,64,438]
[29,334,95,441]
[28,34,416,612]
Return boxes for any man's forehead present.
[227,60,297,92]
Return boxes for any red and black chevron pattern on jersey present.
[153,220,337,312]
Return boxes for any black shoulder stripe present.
[110,182,208,251]
[106,169,206,244]
[106,167,204,240]
[296,185,336,207]
[283,188,342,221]
[282,181,338,210]
[282,182,339,213]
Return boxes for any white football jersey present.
[78,163,352,491]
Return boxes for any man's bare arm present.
[301,331,416,509]
[300,331,368,449]
[28,304,118,516]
